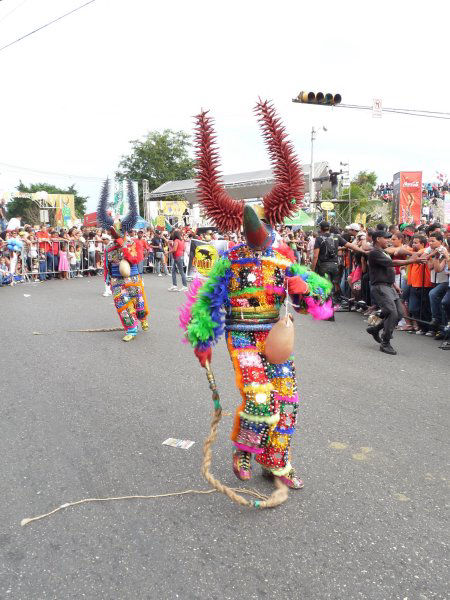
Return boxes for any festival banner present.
[394,171,422,224]
[83,212,98,227]
[187,239,228,278]
[444,192,450,224]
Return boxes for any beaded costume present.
[97,180,149,342]
[180,101,333,488]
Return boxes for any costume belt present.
[225,317,279,332]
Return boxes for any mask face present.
[243,204,273,250]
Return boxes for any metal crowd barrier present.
[0,239,180,285]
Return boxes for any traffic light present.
[293,91,342,106]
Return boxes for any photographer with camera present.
[312,221,365,305]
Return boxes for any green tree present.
[338,170,384,225]
[116,129,196,213]
[6,181,87,224]
[5,196,40,224]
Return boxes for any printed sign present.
[162,438,195,450]
[372,98,382,118]
[187,239,228,277]
[393,171,422,224]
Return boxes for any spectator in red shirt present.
[408,235,433,333]
[49,230,63,276]
[134,230,150,275]
[36,225,53,277]
[168,230,187,291]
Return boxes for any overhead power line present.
[336,104,450,120]
[292,94,450,120]
[0,0,97,54]
[0,160,104,181]
[0,0,30,26]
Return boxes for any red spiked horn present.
[194,111,244,233]
[255,100,305,226]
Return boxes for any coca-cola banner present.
[394,171,422,224]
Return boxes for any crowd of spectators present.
[1,218,449,346]
[307,220,450,347]
[374,180,449,207]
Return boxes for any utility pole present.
[142,179,150,221]
[310,126,327,208]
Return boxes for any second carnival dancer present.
[97,179,149,342]
[180,101,333,489]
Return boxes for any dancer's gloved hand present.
[194,346,212,368]
[286,276,309,296]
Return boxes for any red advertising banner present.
[398,172,422,224]
[83,212,98,227]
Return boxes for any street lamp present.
[310,126,327,204]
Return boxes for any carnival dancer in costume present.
[97,179,149,342]
[180,101,333,489]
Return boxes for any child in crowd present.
[58,242,70,280]
[0,255,10,286]
[95,238,103,269]
[39,249,47,281]
[9,248,18,286]
[68,244,77,278]
[75,243,83,277]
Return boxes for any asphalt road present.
[0,274,448,600]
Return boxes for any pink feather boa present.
[179,277,204,341]
[304,296,334,320]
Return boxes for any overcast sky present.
[0,0,449,211]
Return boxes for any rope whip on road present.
[201,361,289,509]
[20,363,287,527]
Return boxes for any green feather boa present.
[289,263,333,298]
[186,257,231,347]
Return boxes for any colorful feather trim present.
[287,263,333,299]
[179,277,204,342]
[304,296,334,320]
[276,242,296,263]
[186,257,232,349]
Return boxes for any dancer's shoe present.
[232,450,252,481]
[262,466,304,489]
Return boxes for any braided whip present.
[201,361,288,509]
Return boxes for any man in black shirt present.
[312,221,364,302]
[328,169,341,198]
[151,230,168,276]
[367,230,427,355]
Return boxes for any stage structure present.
[145,164,329,229]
